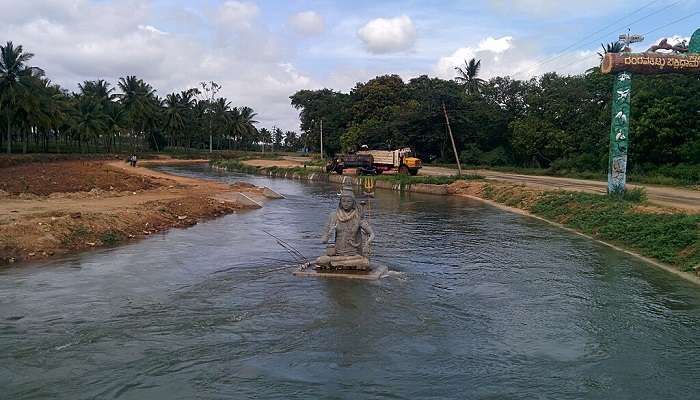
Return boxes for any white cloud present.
[357,15,416,54]
[435,36,599,80]
[0,0,316,131]
[138,25,167,35]
[215,1,259,30]
[288,11,325,36]
[478,36,512,53]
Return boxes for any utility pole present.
[442,102,462,176]
[320,119,324,161]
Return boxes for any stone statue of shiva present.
[315,183,375,271]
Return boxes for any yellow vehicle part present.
[404,157,422,168]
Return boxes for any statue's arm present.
[361,220,375,244]
[321,213,335,243]
[359,220,374,256]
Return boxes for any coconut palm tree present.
[69,95,108,153]
[454,58,485,95]
[163,92,185,148]
[0,41,45,153]
[211,97,231,149]
[117,75,158,150]
[79,79,115,101]
[104,100,126,152]
[232,106,258,149]
[31,78,67,152]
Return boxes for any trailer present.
[327,147,422,176]
[357,147,422,175]
[325,154,375,175]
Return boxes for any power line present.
[550,8,700,75]
[510,0,661,79]
[643,10,700,36]
[512,0,682,79]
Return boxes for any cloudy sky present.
[1,0,698,130]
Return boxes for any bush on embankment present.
[375,173,483,186]
[482,184,700,271]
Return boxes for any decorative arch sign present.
[600,28,700,195]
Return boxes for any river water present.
[1,165,699,399]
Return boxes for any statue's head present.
[339,194,356,212]
[338,183,356,212]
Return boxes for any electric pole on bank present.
[442,102,462,176]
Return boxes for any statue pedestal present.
[293,263,388,281]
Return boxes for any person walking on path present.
[127,154,138,167]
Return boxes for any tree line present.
[291,57,700,175]
[0,41,303,154]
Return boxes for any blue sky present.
[1,0,698,130]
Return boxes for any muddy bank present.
[0,159,267,266]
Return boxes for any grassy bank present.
[374,173,483,186]
[478,183,700,271]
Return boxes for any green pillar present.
[607,71,632,195]
[689,28,700,53]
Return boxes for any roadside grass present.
[375,173,483,186]
[483,185,700,270]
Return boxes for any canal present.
[1,165,699,399]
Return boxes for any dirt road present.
[421,166,700,212]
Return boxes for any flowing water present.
[1,165,700,399]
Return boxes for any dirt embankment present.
[0,159,262,266]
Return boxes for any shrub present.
[101,230,123,246]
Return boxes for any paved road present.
[422,166,700,212]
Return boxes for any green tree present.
[284,130,298,150]
[211,97,231,149]
[0,41,45,153]
[454,58,485,95]
[117,75,158,151]
[290,88,351,154]
[258,127,272,151]
[273,127,283,151]
[68,95,108,153]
